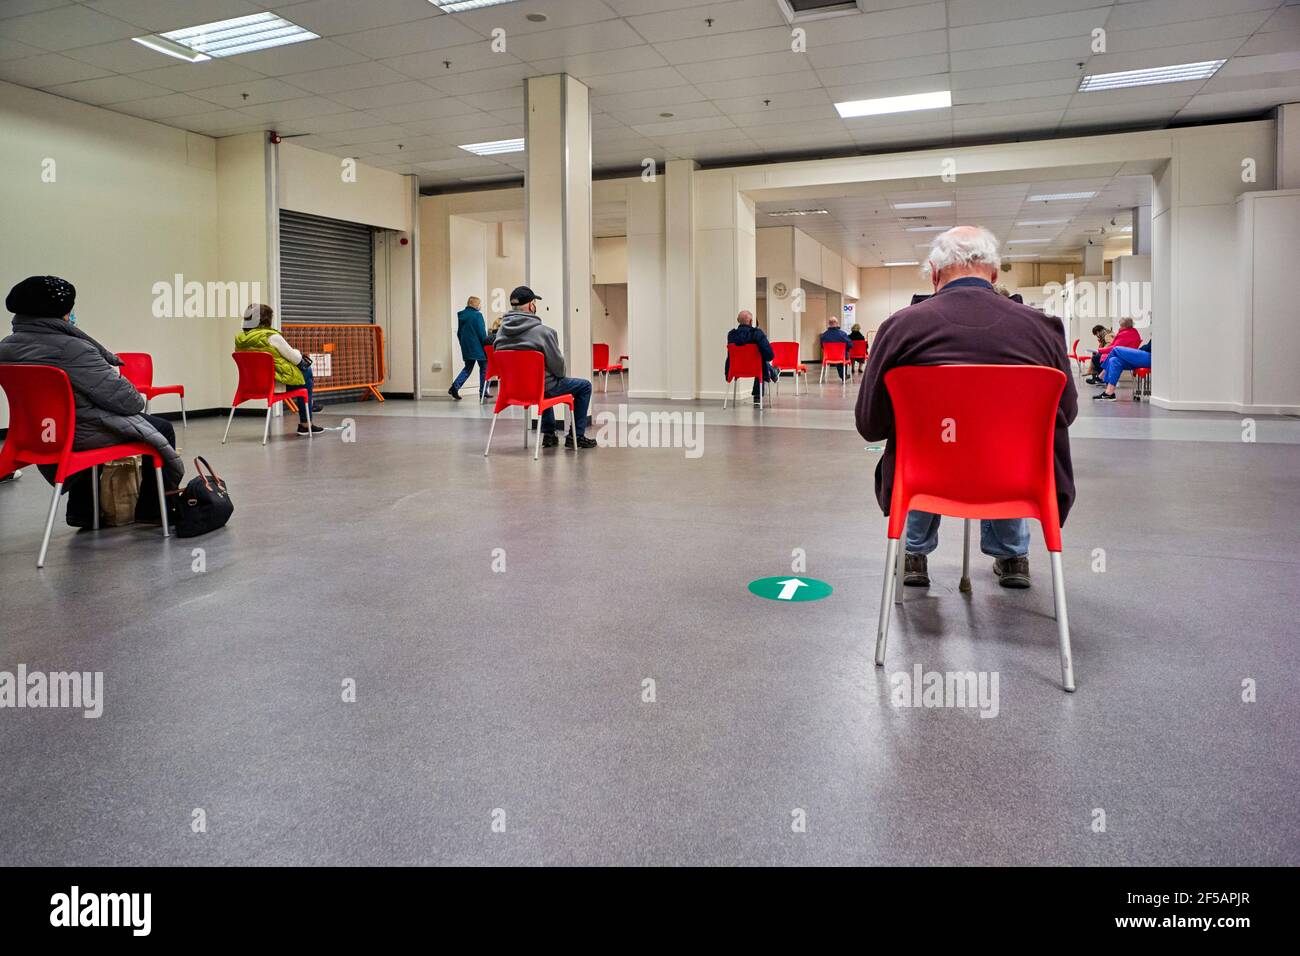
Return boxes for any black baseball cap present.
[509,285,541,307]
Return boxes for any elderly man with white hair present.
[855,225,1078,590]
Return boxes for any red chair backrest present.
[770,341,799,370]
[484,343,496,377]
[232,351,277,403]
[593,343,610,368]
[849,340,868,360]
[823,341,848,362]
[117,351,154,389]
[0,364,76,468]
[491,349,545,412]
[883,365,1066,550]
[726,343,763,380]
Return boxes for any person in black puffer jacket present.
[0,276,184,527]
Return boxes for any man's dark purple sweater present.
[854,276,1079,523]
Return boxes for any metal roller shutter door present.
[279,209,374,324]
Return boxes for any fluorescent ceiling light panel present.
[767,208,829,217]
[1026,191,1096,202]
[1006,254,1040,259]
[131,35,209,62]
[891,200,952,209]
[1007,238,1052,245]
[430,0,521,11]
[835,90,951,118]
[1121,226,1133,232]
[1016,219,1067,226]
[151,12,318,59]
[905,225,948,232]
[883,261,919,267]
[459,138,525,156]
[1078,59,1225,92]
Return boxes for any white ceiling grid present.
[0,0,1294,261]
[0,0,1294,190]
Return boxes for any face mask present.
[68,313,77,326]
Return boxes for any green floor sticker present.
[748,576,833,602]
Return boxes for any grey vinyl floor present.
[0,378,1297,866]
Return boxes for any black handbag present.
[166,456,233,538]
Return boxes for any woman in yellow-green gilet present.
[234,303,323,435]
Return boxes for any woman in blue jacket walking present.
[449,296,489,400]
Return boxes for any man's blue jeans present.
[296,365,316,423]
[1103,345,1150,385]
[453,359,488,396]
[905,511,1029,558]
[541,377,592,436]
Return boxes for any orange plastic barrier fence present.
[281,323,386,402]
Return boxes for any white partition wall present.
[525,74,593,386]
[664,160,697,399]
[626,176,668,398]
[1237,189,1300,415]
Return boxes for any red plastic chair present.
[0,364,171,568]
[820,340,850,391]
[724,343,772,409]
[118,352,187,429]
[592,342,624,393]
[849,339,868,381]
[770,341,807,396]
[1133,366,1151,401]
[479,344,500,405]
[221,351,311,445]
[1068,338,1092,376]
[483,349,577,460]
[874,365,1075,692]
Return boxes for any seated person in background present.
[0,275,184,526]
[725,310,777,406]
[449,295,488,401]
[486,315,502,345]
[235,303,323,435]
[855,226,1078,590]
[493,286,596,449]
[1094,339,1152,401]
[1085,317,1140,385]
[1086,324,1111,378]
[820,317,853,381]
[849,323,867,374]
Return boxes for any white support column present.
[664,159,697,399]
[694,171,756,399]
[1277,103,1300,190]
[1130,205,1151,255]
[1082,241,1104,276]
[627,174,667,398]
[525,74,593,388]
[1152,122,1277,411]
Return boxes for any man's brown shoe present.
[903,552,930,587]
[993,556,1030,589]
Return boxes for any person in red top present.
[1085,317,1141,385]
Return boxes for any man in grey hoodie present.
[492,286,596,449]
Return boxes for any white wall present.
[278,141,410,232]
[1237,189,1300,413]
[591,283,628,361]
[593,237,627,284]
[1,80,225,427]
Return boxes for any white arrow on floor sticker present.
[775,578,808,600]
